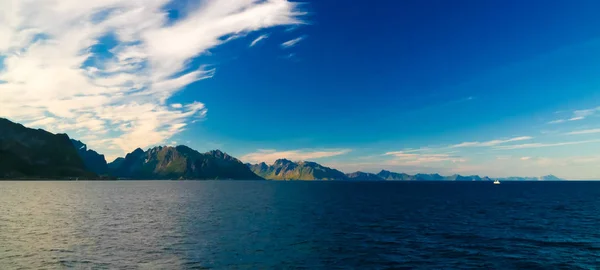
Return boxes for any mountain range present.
[248,160,561,181]
[0,117,563,181]
[109,146,262,180]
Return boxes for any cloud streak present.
[566,128,600,135]
[0,0,304,159]
[548,106,600,124]
[249,34,269,47]
[281,36,305,48]
[384,151,466,165]
[494,139,600,150]
[450,136,533,148]
[241,148,351,164]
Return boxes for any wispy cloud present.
[525,156,600,167]
[548,119,567,124]
[384,151,466,165]
[249,34,269,47]
[383,136,532,165]
[566,128,600,135]
[0,0,304,158]
[241,149,352,164]
[450,136,533,148]
[281,36,306,48]
[520,156,531,160]
[548,106,600,124]
[495,139,600,150]
[283,53,296,59]
[384,148,430,156]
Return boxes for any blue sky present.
[1,0,600,179]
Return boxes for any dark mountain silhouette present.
[71,139,108,175]
[0,118,93,179]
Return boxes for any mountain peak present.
[208,149,225,155]
[70,139,108,175]
[274,158,293,165]
[207,149,235,161]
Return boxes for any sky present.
[1,0,600,179]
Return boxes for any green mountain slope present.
[0,118,92,179]
[248,159,347,180]
[109,146,263,180]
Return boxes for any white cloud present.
[520,156,531,160]
[382,136,533,166]
[0,0,304,159]
[548,119,566,124]
[249,34,269,47]
[281,35,305,48]
[495,139,600,150]
[384,151,466,165]
[548,106,600,124]
[241,148,351,164]
[566,128,600,135]
[450,136,533,148]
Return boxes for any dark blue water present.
[0,181,599,269]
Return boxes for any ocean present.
[0,181,598,269]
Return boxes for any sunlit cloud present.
[0,0,304,159]
[450,136,533,148]
[241,148,352,164]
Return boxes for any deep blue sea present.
[0,181,599,269]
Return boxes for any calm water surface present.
[0,181,599,269]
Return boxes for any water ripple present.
[0,181,599,269]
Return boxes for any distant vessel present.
[493,179,500,185]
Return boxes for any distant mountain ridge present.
[377,170,416,180]
[248,159,347,180]
[248,162,563,181]
[374,170,560,181]
[499,175,562,181]
[345,171,384,181]
[0,118,92,179]
[109,146,262,180]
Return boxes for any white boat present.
[493,179,500,185]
